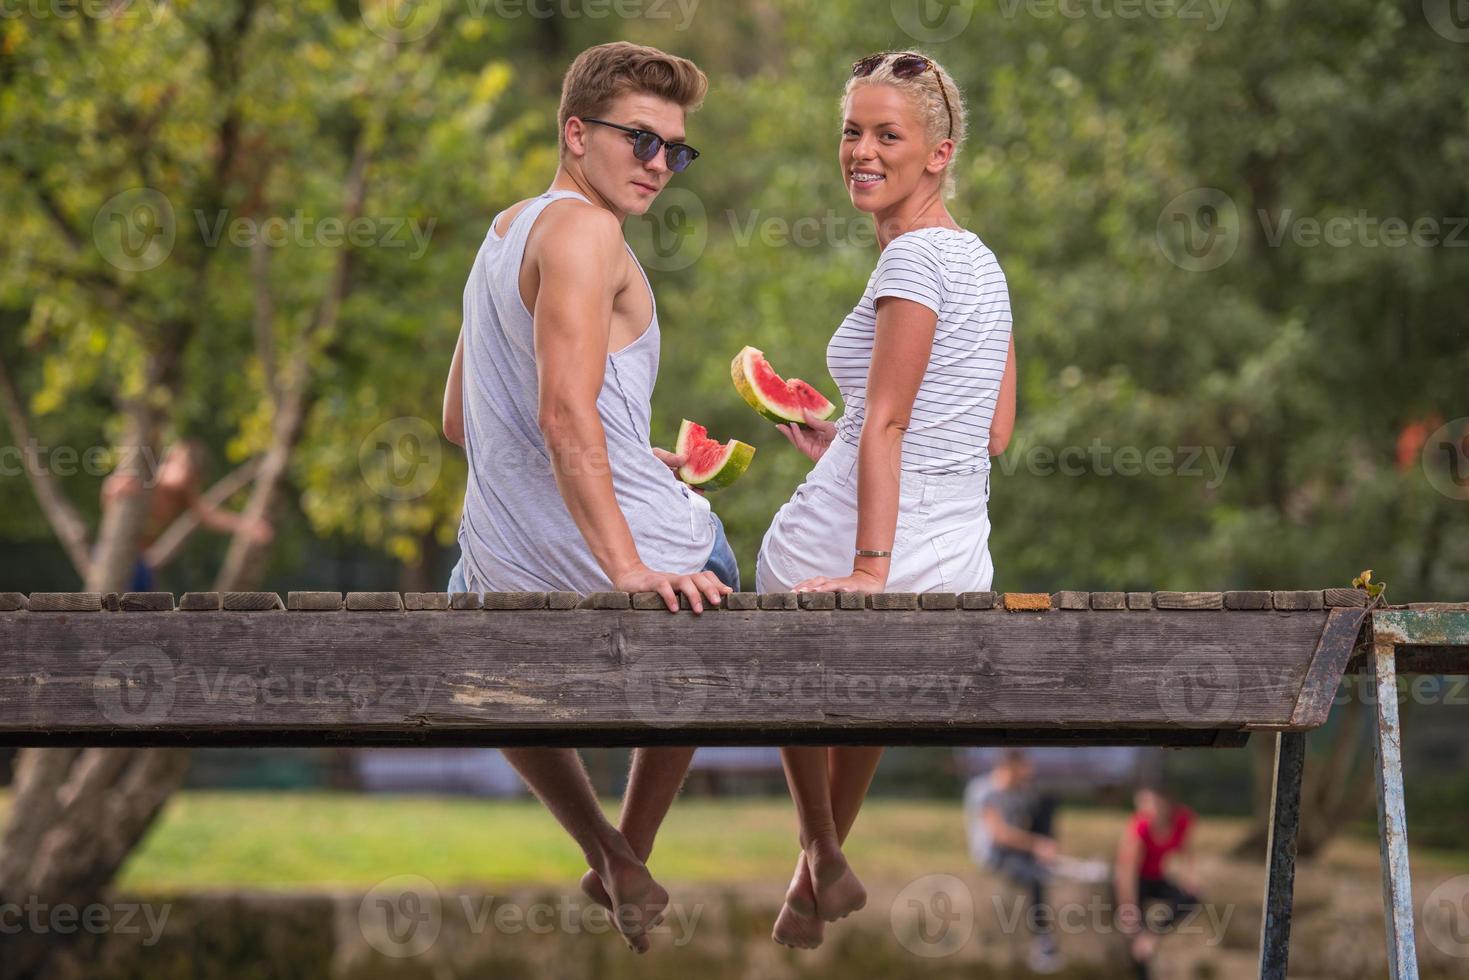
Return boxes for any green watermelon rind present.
[675,419,756,492]
[731,346,837,425]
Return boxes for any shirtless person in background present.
[100,440,273,591]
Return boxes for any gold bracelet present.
[855,549,891,558]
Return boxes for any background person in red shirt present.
[1114,785,1202,977]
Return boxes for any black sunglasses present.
[581,118,701,173]
[851,52,954,140]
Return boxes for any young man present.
[441,42,736,952]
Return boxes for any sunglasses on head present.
[851,52,954,139]
[581,118,701,173]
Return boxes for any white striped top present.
[827,227,1012,475]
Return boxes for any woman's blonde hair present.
[842,51,967,198]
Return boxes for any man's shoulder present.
[529,198,624,259]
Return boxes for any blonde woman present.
[755,51,1017,948]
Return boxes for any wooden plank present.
[1052,591,1088,610]
[103,592,120,612]
[1273,591,1324,611]
[483,592,548,611]
[869,593,918,611]
[1324,588,1370,607]
[222,592,284,612]
[1225,591,1272,611]
[28,593,102,613]
[759,592,798,611]
[1002,593,1050,612]
[0,609,1326,746]
[178,592,221,611]
[547,592,581,610]
[1155,591,1224,610]
[1126,592,1152,610]
[347,592,404,612]
[1287,608,1369,728]
[581,592,630,610]
[798,592,837,611]
[837,592,865,610]
[0,593,27,612]
[404,593,450,611]
[121,593,175,612]
[450,592,483,611]
[288,592,343,612]
[919,593,958,611]
[960,592,995,610]
[1089,592,1126,610]
[724,593,759,611]
[631,592,668,611]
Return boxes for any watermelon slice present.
[675,419,755,491]
[731,346,837,425]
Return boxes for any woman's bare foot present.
[805,836,866,922]
[581,868,612,910]
[597,851,670,953]
[772,852,825,949]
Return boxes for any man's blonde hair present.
[558,42,709,152]
[843,51,967,198]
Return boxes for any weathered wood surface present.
[0,605,1344,747]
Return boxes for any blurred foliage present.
[0,0,1465,596]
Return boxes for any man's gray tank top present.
[456,189,714,592]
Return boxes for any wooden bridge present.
[2,586,1465,980]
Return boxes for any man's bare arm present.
[990,332,1016,456]
[443,327,465,448]
[530,205,727,613]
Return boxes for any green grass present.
[1,791,1463,894]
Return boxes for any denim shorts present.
[448,511,740,592]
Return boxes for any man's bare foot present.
[805,836,867,922]
[581,868,612,910]
[598,851,670,953]
[772,852,825,949]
